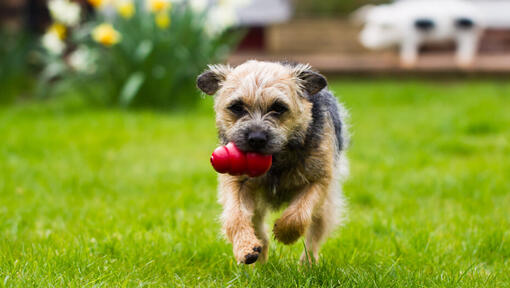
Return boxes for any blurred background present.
[1,1,510,286]
[2,0,510,107]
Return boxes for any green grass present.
[1,79,510,287]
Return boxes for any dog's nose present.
[248,131,267,150]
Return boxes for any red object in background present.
[210,142,272,177]
[236,26,265,51]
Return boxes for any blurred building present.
[235,0,291,51]
[1,0,45,32]
[235,0,510,54]
[3,0,510,73]
[1,0,92,33]
[470,0,510,53]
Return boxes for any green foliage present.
[295,0,390,18]
[1,80,509,286]
[84,6,240,108]
[40,0,243,109]
[0,30,36,104]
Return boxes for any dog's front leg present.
[219,176,262,264]
[273,182,325,245]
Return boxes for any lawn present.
[1,79,509,287]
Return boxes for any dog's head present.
[197,60,327,154]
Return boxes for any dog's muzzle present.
[247,130,268,151]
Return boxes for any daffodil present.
[87,0,104,8]
[42,22,67,55]
[48,23,67,40]
[205,5,236,36]
[117,1,135,19]
[189,0,207,13]
[92,23,121,46]
[69,47,97,73]
[147,0,171,13]
[48,0,81,26]
[155,12,170,29]
[42,32,65,55]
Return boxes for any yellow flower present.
[117,1,135,19]
[48,23,67,40]
[155,12,170,29]
[148,0,171,13]
[87,0,103,8]
[92,23,121,46]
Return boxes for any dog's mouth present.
[233,141,279,155]
[228,129,285,155]
[235,145,273,155]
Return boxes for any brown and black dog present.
[197,60,350,264]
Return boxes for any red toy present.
[210,142,272,177]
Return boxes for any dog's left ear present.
[290,64,327,96]
[196,64,231,95]
[297,70,327,96]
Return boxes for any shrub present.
[0,30,36,104]
[39,0,246,109]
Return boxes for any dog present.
[197,60,349,264]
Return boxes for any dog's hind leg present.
[273,182,327,245]
[300,186,345,264]
[299,201,333,264]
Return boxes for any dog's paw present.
[234,243,263,265]
[273,216,306,245]
[244,246,262,264]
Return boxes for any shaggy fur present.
[197,60,349,264]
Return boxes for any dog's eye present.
[268,102,288,115]
[228,102,246,116]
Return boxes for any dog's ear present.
[291,64,327,96]
[196,64,231,95]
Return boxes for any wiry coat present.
[197,60,349,264]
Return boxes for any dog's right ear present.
[196,64,231,95]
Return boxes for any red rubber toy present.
[210,142,272,177]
